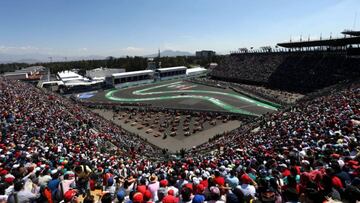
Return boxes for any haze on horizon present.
[0,0,359,58]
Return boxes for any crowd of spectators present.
[0,77,360,203]
[210,52,360,93]
[0,78,162,202]
[230,84,302,105]
[210,54,284,84]
[190,81,360,202]
[187,78,302,105]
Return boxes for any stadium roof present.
[186,67,207,75]
[91,76,105,81]
[112,70,153,78]
[3,72,28,76]
[63,80,102,86]
[341,30,360,36]
[157,66,187,72]
[57,71,84,81]
[86,67,125,79]
[277,36,360,48]
[40,81,64,86]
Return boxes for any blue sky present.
[0,0,359,57]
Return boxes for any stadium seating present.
[210,52,360,93]
[1,76,360,203]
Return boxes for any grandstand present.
[56,70,104,94]
[156,66,187,80]
[112,70,154,88]
[107,66,206,87]
[186,67,207,77]
[277,36,360,50]
[211,47,360,93]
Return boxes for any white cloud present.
[0,45,38,52]
[0,45,54,54]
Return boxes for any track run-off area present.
[105,81,278,116]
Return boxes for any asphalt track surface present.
[84,80,278,116]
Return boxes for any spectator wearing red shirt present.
[213,170,225,186]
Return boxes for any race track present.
[81,80,279,116]
[105,81,278,116]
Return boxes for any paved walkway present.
[92,109,241,152]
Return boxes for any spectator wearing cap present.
[162,190,178,203]
[4,174,15,189]
[192,177,200,187]
[192,194,205,203]
[4,177,15,197]
[144,189,153,203]
[132,192,144,203]
[104,176,116,197]
[237,174,256,198]
[116,188,126,203]
[194,184,205,195]
[191,177,203,196]
[183,183,193,194]
[157,179,168,201]
[148,174,160,202]
[62,189,79,203]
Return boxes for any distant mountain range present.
[0,50,193,64]
[0,53,106,64]
[144,50,193,57]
